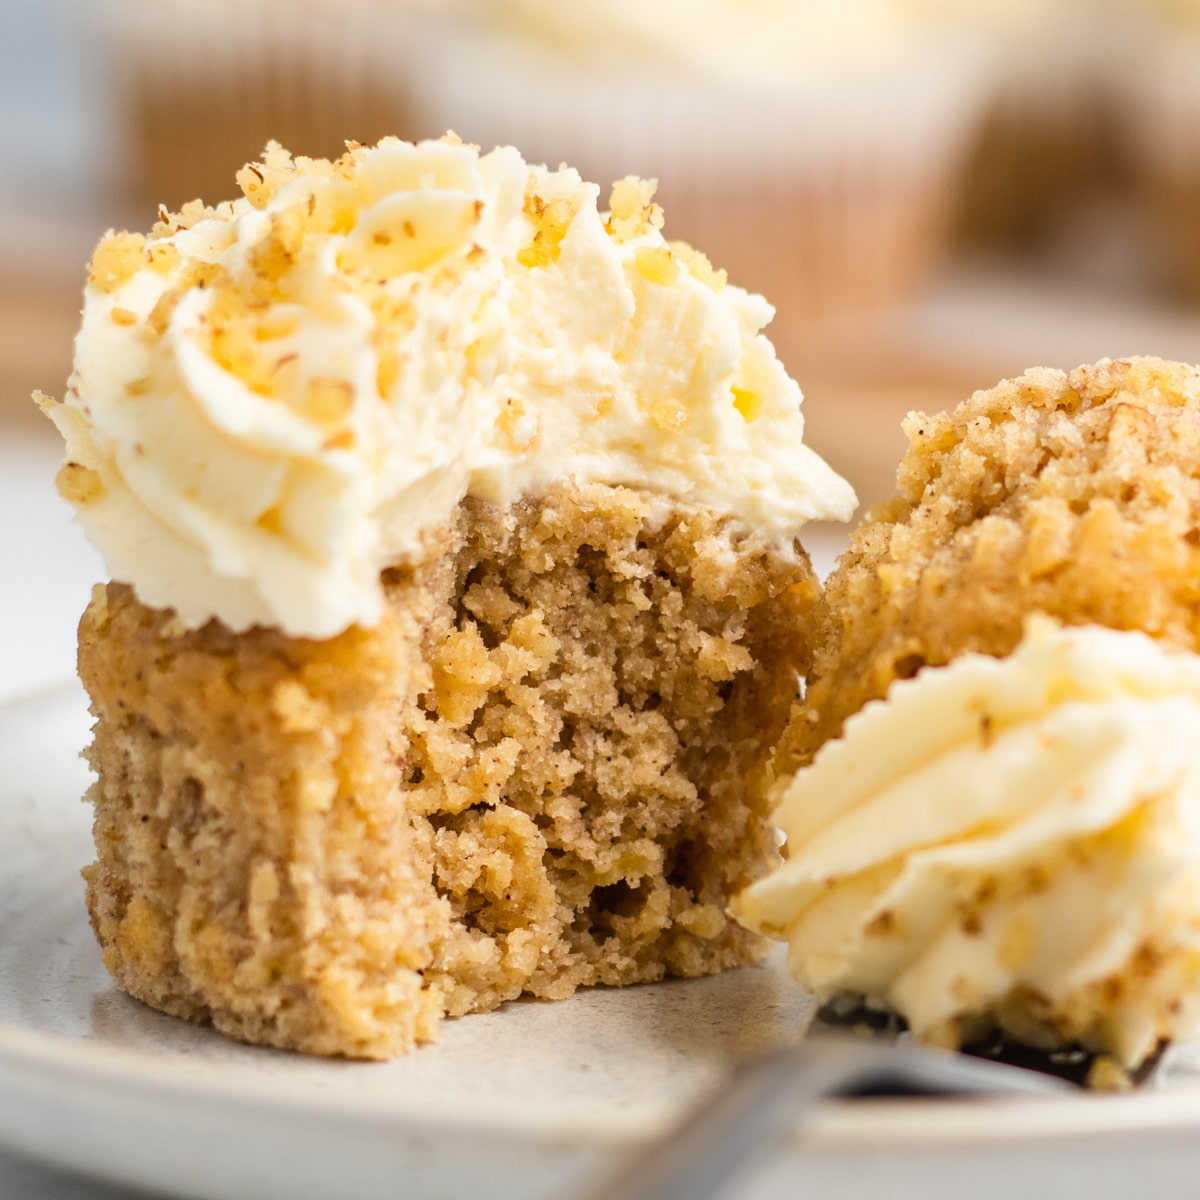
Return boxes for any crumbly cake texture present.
[80,481,819,1058]
[780,355,1200,772]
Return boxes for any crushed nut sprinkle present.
[648,397,688,432]
[246,207,310,287]
[517,193,576,269]
[607,178,664,243]
[56,461,103,505]
[146,242,181,275]
[732,387,762,423]
[634,246,679,287]
[89,232,149,294]
[671,242,727,292]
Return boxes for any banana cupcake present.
[739,355,1200,1073]
[419,0,990,349]
[41,135,855,1059]
[780,355,1200,772]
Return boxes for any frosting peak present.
[45,136,854,637]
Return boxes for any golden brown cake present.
[80,485,818,1057]
[782,355,1200,773]
[739,355,1200,1074]
[44,136,855,1057]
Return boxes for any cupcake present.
[737,355,1200,1075]
[1111,0,1200,301]
[40,135,854,1058]
[103,0,438,210]
[417,0,990,353]
[952,0,1123,248]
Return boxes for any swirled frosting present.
[735,617,1200,1068]
[45,136,854,638]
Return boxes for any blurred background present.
[7,0,1200,701]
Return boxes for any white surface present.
[0,429,106,704]
[8,685,1200,1198]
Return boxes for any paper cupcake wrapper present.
[104,0,439,206]
[1118,32,1200,182]
[1109,27,1200,298]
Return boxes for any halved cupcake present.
[739,356,1200,1076]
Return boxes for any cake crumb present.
[1086,1055,1134,1092]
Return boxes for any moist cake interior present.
[779,357,1200,775]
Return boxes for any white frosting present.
[736,618,1200,1067]
[47,137,854,638]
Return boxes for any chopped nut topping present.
[246,207,309,289]
[256,506,283,534]
[672,242,727,292]
[648,397,688,432]
[146,242,181,275]
[89,232,148,294]
[634,246,679,287]
[607,178,664,243]
[732,387,761,422]
[517,192,576,269]
[236,141,301,211]
[56,461,103,505]
[236,162,271,210]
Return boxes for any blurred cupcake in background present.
[416,0,991,350]
[105,0,994,347]
[104,0,443,210]
[1112,0,1200,302]
[952,0,1124,250]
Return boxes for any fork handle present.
[580,1039,1064,1200]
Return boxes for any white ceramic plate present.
[5,684,1200,1200]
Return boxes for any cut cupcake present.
[41,135,854,1058]
[739,357,1200,1074]
[778,355,1200,775]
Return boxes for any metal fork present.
[580,1034,1072,1200]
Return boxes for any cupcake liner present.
[104,0,437,209]
[1114,29,1200,300]
[954,9,1126,247]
